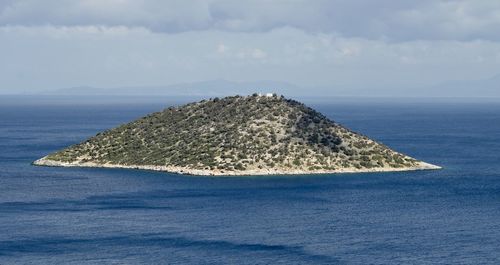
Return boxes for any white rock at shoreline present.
[33,156,441,176]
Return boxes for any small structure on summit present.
[255,92,276,97]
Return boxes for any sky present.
[1,0,500,96]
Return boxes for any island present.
[34,94,441,176]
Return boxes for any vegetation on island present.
[45,94,419,173]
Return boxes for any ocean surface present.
[1,97,500,264]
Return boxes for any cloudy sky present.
[1,0,500,95]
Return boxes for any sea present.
[1,96,499,264]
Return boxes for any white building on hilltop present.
[255,92,276,97]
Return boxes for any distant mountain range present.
[44,80,303,97]
[429,73,500,97]
[42,74,500,98]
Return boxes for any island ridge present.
[34,94,440,175]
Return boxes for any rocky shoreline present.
[33,157,441,176]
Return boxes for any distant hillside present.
[40,74,500,99]
[45,80,301,97]
[34,94,439,175]
[430,73,500,98]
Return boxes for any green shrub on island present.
[43,94,420,173]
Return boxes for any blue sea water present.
[1,98,500,264]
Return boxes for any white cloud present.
[1,1,500,95]
[250,48,267,59]
[339,47,360,57]
[1,24,500,93]
[0,24,149,39]
[1,0,500,41]
[217,43,227,53]
[234,48,267,60]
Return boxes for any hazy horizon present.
[1,1,500,97]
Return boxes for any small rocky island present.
[34,94,440,176]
